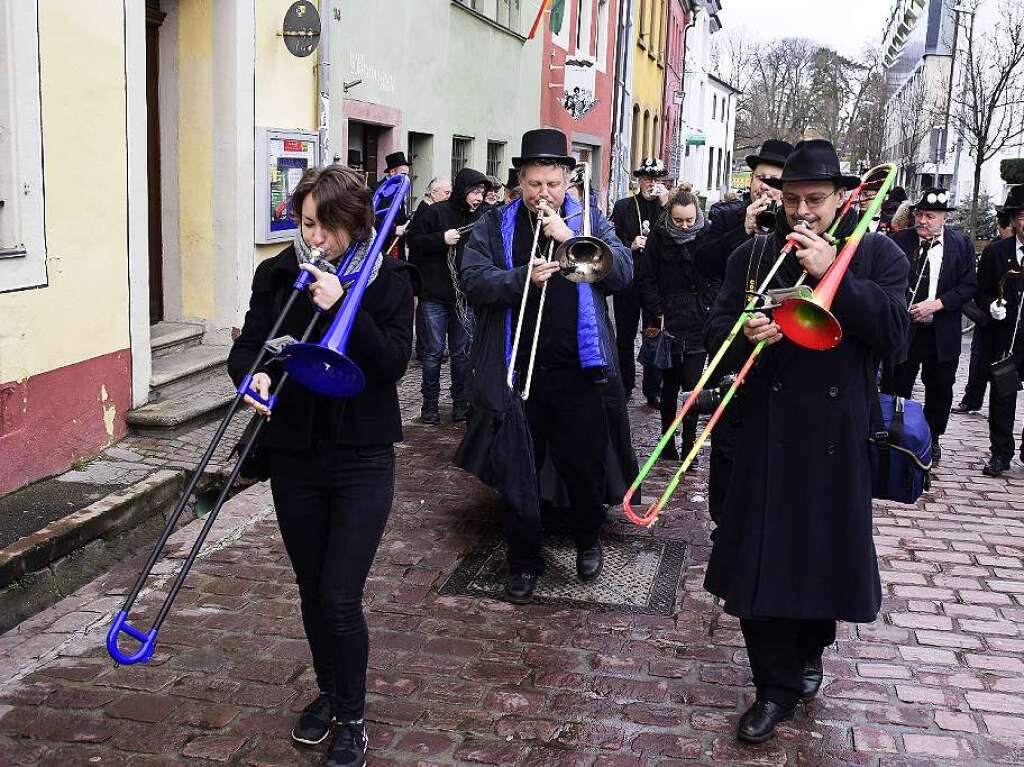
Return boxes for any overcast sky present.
[716,0,896,58]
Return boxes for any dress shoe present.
[420,404,440,425]
[504,572,538,604]
[658,444,679,463]
[931,440,941,464]
[645,396,661,410]
[576,542,603,582]
[452,401,469,423]
[951,401,979,414]
[736,699,796,744]
[800,658,824,702]
[983,456,1011,476]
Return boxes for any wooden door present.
[146,6,166,324]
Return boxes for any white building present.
[675,0,737,205]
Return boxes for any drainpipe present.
[318,0,332,164]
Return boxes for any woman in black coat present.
[228,165,414,767]
[638,186,717,460]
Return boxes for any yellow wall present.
[0,1,129,383]
[177,0,215,319]
[631,0,666,164]
[255,0,318,263]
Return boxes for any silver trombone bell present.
[555,235,614,284]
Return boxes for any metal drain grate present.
[439,529,686,615]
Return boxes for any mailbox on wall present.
[255,128,320,244]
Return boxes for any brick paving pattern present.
[1,351,1024,765]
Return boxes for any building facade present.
[332,0,543,207]
[628,0,669,172]
[659,0,690,182]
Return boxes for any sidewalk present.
[1,353,1023,765]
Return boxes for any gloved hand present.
[990,299,1008,321]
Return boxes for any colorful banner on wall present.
[562,57,598,121]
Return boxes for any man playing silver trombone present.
[455,128,636,604]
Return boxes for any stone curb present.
[0,470,185,589]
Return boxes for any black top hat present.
[634,157,667,177]
[745,139,794,171]
[511,128,576,169]
[506,167,519,189]
[763,139,860,190]
[911,186,955,212]
[997,185,1024,214]
[347,149,363,167]
[384,151,410,172]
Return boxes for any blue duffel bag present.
[869,393,932,504]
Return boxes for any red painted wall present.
[662,1,689,181]
[0,350,131,494]
[539,0,618,209]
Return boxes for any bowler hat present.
[764,139,860,190]
[911,186,955,212]
[745,139,794,171]
[384,151,410,172]
[634,157,667,177]
[512,128,576,169]
[997,185,1024,214]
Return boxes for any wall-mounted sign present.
[255,128,320,244]
[280,1,320,57]
[561,57,598,121]
[686,133,707,146]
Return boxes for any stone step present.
[126,377,237,437]
[149,344,231,399]
[150,321,205,359]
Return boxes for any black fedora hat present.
[506,167,519,189]
[384,151,410,172]
[745,139,794,171]
[911,186,955,212]
[764,139,860,190]
[997,185,1024,214]
[512,128,576,169]
[634,157,667,177]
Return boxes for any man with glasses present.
[695,139,792,531]
[880,188,976,463]
[703,140,908,744]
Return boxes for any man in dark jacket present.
[693,139,792,532]
[455,129,635,604]
[703,140,908,744]
[880,187,976,461]
[978,186,1024,476]
[610,157,669,408]
[406,167,492,424]
[378,152,412,258]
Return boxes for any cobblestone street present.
[1,355,1023,766]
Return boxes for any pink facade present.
[661,0,690,181]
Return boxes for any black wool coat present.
[975,236,1024,360]
[693,193,752,283]
[227,247,415,450]
[890,226,977,363]
[610,194,663,308]
[406,167,490,304]
[702,215,909,622]
[638,222,719,356]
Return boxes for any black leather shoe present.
[737,699,796,744]
[291,692,334,745]
[800,658,824,702]
[576,542,603,582]
[931,441,941,464]
[504,572,538,604]
[420,404,440,425]
[983,456,1011,476]
[951,401,979,414]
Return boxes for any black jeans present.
[510,367,609,574]
[614,291,661,400]
[270,445,395,720]
[660,352,706,454]
[740,618,836,709]
[880,324,956,440]
[960,329,988,410]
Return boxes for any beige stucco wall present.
[0,0,130,383]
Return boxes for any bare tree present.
[886,70,932,189]
[948,0,1024,235]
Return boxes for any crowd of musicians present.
[229,127,1024,765]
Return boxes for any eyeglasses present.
[781,190,838,209]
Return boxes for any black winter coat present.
[703,215,909,622]
[406,167,490,303]
[610,194,663,298]
[227,247,415,450]
[889,226,977,363]
[638,223,719,356]
[975,236,1024,360]
[694,193,752,282]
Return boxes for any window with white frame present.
[454,0,521,35]
[0,1,47,293]
[595,0,609,71]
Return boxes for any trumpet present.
[506,162,614,399]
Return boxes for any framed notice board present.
[255,128,320,244]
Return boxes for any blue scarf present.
[499,196,606,380]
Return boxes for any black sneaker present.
[325,720,368,767]
[291,693,334,746]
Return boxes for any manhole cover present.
[439,528,686,615]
